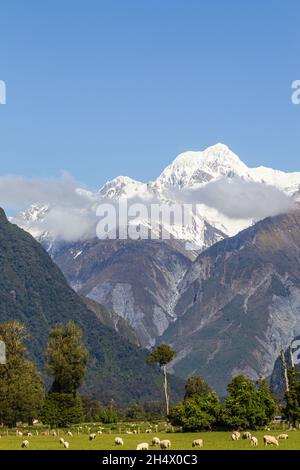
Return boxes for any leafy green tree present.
[169,393,221,431]
[222,375,276,430]
[147,344,176,415]
[256,378,277,424]
[101,399,118,424]
[284,368,300,427]
[184,376,212,400]
[45,320,88,394]
[126,403,144,420]
[0,320,45,426]
[81,395,103,422]
[41,392,84,427]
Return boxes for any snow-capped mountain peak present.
[12,143,300,251]
[154,143,250,190]
[99,176,148,199]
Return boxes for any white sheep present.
[263,435,279,446]
[97,430,103,435]
[277,434,289,440]
[67,431,73,437]
[21,440,29,448]
[232,431,240,440]
[51,431,57,437]
[242,432,251,440]
[160,439,171,449]
[115,437,124,446]
[192,439,203,448]
[25,432,33,437]
[145,429,152,434]
[89,433,97,441]
[250,436,258,446]
[16,431,23,436]
[126,431,133,434]
[63,441,69,449]
[152,437,160,447]
[59,437,65,444]
[136,442,149,450]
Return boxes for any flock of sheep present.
[115,436,173,450]
[231,430,289,447]
[14,427,290,449]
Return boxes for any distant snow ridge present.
[13,143,300,250]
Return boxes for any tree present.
[45,320,88,394]
[222,375,276,430]
[256,378,277,425]
[284,368,300,427]
[101,399,118,424]
[169,393,221,431]
[41,392,84,427]
[0,320,45,426]
[184,376,212,400]
[147,344,176,415]
[81,395,103,422]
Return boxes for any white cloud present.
[170,177,294,219]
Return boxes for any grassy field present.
[0,430,299,450]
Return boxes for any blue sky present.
[0,0,300,190]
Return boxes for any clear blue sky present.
[0,0,300,189]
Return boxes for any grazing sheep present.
[277,434,289,440]
[97,431,103,435]
[67,431,73,437]
[89,433,97,441]
[192,439,203,448]
[133,430,137,434]
[16,431,23,437]
[263,435,279,446]
[63,441,69,449]
[160,439,171,449]
[126,431,133,434]
[242,432,251,440]
[231,433,237,441]
[51,431,57,437]
[152,437,160,447]
[250,436,258,446]
[21,440,29,448]
[25,432,33,437]
[136,442,149,450]
[145,429,152,434]
[115,437,124,446]
[59,437,65,444]
[232,431,240,440]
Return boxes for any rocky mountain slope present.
[47,238,192,348]
[161,210,300,395]
[0,208,184,404]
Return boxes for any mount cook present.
[11,143,300,393]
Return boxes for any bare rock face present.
[48,238,192,348]
[161,211,300,395]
